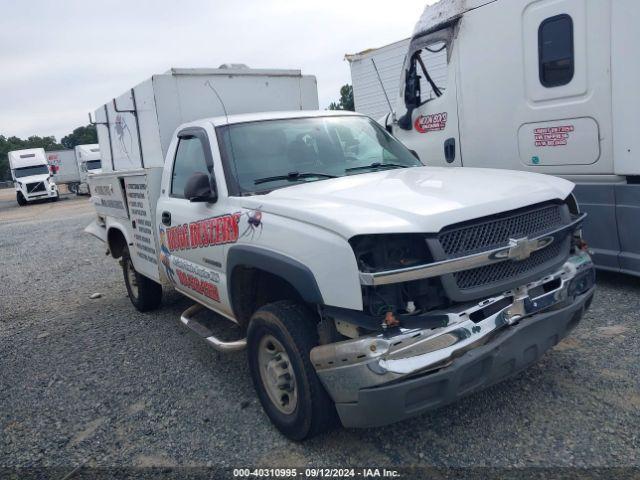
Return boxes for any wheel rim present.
[126,258,139,299]
[257,334,297,415]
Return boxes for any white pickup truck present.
[86,69,595,440]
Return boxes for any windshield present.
[86,159,102,171]
[217,116,422,194]
[14,165,49,178]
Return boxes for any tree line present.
[0,125,97,181]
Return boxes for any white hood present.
[15,174,51,184]
[241,167,574,238]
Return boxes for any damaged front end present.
[311,205,595,427]
[311,252,594,407]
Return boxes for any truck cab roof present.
[8,148,48,169]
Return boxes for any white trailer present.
[46,149,81,192]
[346,38,447,121]
[8,148,59,206]
[380,0,640,277]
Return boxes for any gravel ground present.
[1,190,639,477]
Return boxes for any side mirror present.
[184,172,217,203]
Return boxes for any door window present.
[539,14,574,87]
[171,136,209,198]
[416,42,448,101]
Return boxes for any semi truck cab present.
[382,0,640,277]
[8,148,59,206]
[75,144,102,194]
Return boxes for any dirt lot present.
[1,188,639,477]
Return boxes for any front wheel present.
[122,247,162,312]
[16,192,27,206]
[50,194,59,202]
[247,301,337,441]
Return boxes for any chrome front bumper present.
[311,252,595,405]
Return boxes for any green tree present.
[61,124,97,149]
[328,84,355,111]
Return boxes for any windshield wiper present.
[254,171,337,186]
[345,162,410,173]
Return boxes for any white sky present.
[0,0,436,141]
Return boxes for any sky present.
[0,0,435,141]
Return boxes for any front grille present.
[27,182,45,193]
[440,204,564,258]
[435,202,571,297]
[454,239,564,289]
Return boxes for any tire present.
[247,300,337,440]
[69,183,79,194]
[50,195,59,202]
[16,192,27,206]
[122,247,162,312]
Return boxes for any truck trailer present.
[8,148,59,205]
[45,145,102,194]
[379,0,640,277]
[46,149,81,193]
[85,65,594,440]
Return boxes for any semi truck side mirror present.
[184,172,217,203]
[398,63,421,131]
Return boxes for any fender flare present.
[106,221,133,258]
[226,245,324,305]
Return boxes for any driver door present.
[156,127,235,316]
[393,38,463,167]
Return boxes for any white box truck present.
[379,0,640,277]
[75,144,102,194]
[85,65,594,440]
[8,148,59,205]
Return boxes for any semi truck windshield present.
[86,160,102,170]
[14,165,49,178]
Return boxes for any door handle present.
[161,211,171,226]
[444,138,456,163]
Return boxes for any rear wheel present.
[122,247,162,312]
[247,300,337,441]
[16,192,27,206]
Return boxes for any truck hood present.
[15,174,51,184]
[241,167,574,238]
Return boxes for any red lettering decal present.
[414,112,448,134]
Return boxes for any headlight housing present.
[349,234,449,318]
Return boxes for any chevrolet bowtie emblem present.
[505,236,554,261]
[492,236,555,262]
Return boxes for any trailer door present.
[393,33,462,167]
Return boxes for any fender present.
[227,245,324,305]
[106,219,133,258]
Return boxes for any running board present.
[180,304,247,352]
